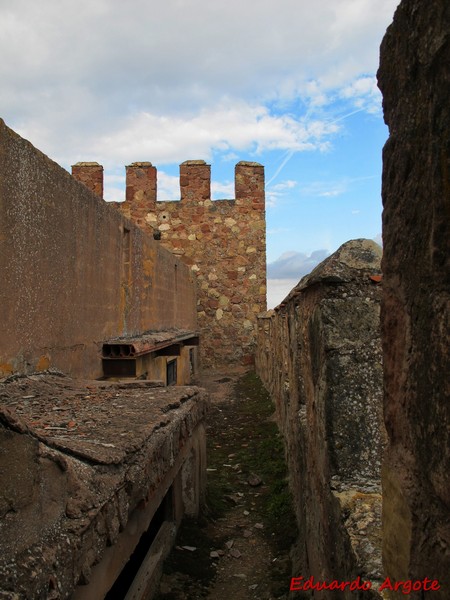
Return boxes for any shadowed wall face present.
[378,0,450,595]
[0,120,197,379]
[256,240,385,595]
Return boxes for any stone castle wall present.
[378,0,450,596]
[256,240,385,597]
[73,160,267,368]
[0,122,207,599]
[0,120,197,379]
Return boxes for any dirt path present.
[156,369,295,600]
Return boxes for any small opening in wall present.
[167,359,177,386]
[104,488,173,599]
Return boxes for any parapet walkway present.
[157,369,294,600]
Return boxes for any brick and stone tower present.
[72,160,267,368]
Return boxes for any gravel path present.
[156,368,294,600]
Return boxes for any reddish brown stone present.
[72,162,104,198]
[113,160,266,368]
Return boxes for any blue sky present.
[0,0,399,307]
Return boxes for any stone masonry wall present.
[73,161,267,368]
[0,120,197,379]
[378,0,450,596]
[256,240,385,598]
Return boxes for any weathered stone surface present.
[0,373,208,599]
[256,239,385,597]
[378,0,450,596]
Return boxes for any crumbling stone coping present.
[0,373,206,464]
[274,238,383,311]
[102,328,199,359]
[0,372,209,598]
[331,479,383,587]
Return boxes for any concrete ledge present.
[0,372,208,599]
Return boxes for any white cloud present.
[266,179,298,207]
[221,152,239,162]
[268,249,329,279]
[267,279,300,309]
[0,0,396,318]
[339,76,383,114]
[211,180,234,200]
[0,0,399,172]
[157,171,181,201]
[321,190,343,198]
[272,181,297,191]
[63,103,341,172]
[266,247,329,306]
[373,233,383,247]
[103,173,126,203]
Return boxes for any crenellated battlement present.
[72,159,265,208]
[72,159,267,368]
[71,162,104,198]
